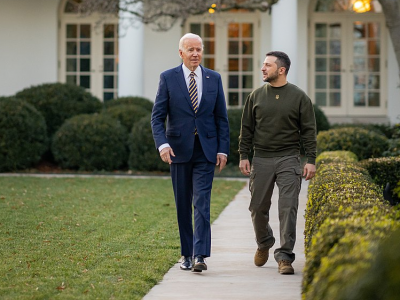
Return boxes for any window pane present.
[104,92,114,101]
[354,58,366,71]
[368,75,380,89]
[104,24,115,38]
[354,92,366,106]
[229,92,239,106]
[80,59,90,71]
[315,24,327,38]
[229,41,239,54]
[80,76,90,88]
[330,24,341,38]
[315,92,327,106]
[243,92,251,102]
[242,41,253,55]
[354,23,366,39]
[204,23,215,38]
[368,40,380,55]
[104,75,114,89]
[329,57,341,71]
[329,92,341,106]
[228,23,239,38]
[104,58,114,72]
[104,42,114,55]
[190,23,201,35]
[80,24,91,38]
[315,58,327,72]
[67,42,77,55]
[229,75,239,88]
[80,42,91,55]
[354,75,366,89]
[66,24,77,38]
[204,58,214,70]
[316,75,327,89]
[368,58,380,72]
[368,23,380,38]
[242,23,253,37]
[368,92,380,106]
[204,41,215,55]
[67,58,77,71]
[66,75,76,85]
[229,59,239,71]
[315,41,327,55]
[242,58,253,71]
[329,75,341,89]
[243,75,253,89]
[330,40,341,55]
[354,40,366,55]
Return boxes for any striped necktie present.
[189,72,198,113]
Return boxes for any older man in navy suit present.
[151,33,230,272]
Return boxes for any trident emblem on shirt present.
[276,95,280,100]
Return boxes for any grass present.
[0,176,245,299]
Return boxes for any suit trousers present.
[170,136,215,258]
[249,155,302,263]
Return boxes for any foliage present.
[105,96,154,112]
[316,127,388,159]
[128,115,170,172]
[0,176,244,299]
[330,123,394,138]
[103,104,150,131]
[52,114,128,171]
[315,150,358,168]
[227,108,243,166]
[0,97,48,171]
[382,138,400,157]
[313,104,330,132]
[15,83,102,136]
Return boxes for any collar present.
[182,64,202,79]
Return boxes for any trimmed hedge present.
[0,97,48,171]
[316,127,388,159]
[227,108,243,166]
[103,104,150,131]
[52,114,128,171]
[105,96,154,112]
[315,150,358,168]
[16,83,102,136]
[313,104,330,132]
[331,123,394,139]
[128,115,169,172]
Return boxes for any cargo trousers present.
[249,155,302,263]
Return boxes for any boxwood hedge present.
[103,104,150,131]
[105,96,154,112]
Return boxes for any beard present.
[263,69,279,83]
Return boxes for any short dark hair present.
[266,51,291,75]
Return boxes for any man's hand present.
[160,147,175,164]
[303,163,316,181]
[216,154,227,172]
[239,159,251,176]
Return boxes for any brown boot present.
[278,260,294,274]
[254,248,269,266]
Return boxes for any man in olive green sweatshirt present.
[239,51,316,275]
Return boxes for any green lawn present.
[0,176,245,299]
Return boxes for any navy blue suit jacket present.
[151,64,229,164]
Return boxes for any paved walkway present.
[143,179,308,300]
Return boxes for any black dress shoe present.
[192,255,207,272]
[180,256,193,270]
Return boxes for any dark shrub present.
[103,104,150,131]
[16,83,102,136]
[52,114,128,171]
[227,108,243,166]
[315,150,358,168]
[128,115,169,172]
[317,127,388,159]
[106,96,154,112]
[0,97,48,171]
[331,123,393,138]
[313,104,330,132]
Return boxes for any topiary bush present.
[313,104,330,132]
[16,83,102,136]
[0,97,48,171]
[128,115,169,172]
[315,150,358,168]
[105,96,154,112]
[52,114,128,171]
[331,123,394,138]
[316,127,388,159]
[103,104,150,131]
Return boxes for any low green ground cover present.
[0,176,245,299]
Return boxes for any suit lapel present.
[199,65,208,111]
[174,65,194,111]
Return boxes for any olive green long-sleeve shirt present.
[239,82,317,164]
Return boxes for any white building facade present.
[0,0,399,124]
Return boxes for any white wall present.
[387,37,400,125]
[0,0,58,96]
[143,23,182,101]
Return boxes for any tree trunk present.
[379,0,400,80]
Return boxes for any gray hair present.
[179,33,203,51]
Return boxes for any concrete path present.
[143,179,308,300]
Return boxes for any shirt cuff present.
[217,153,227,157]
[158,143,171,152]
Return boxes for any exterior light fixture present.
[353,0,371,13]
[209,3,217,14]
